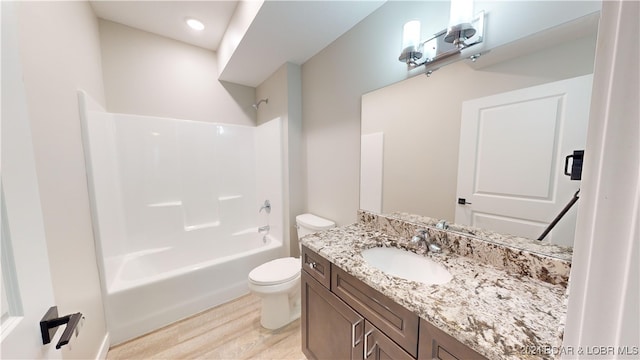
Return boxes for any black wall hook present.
[40,306,84,349]
[537,189,581,241]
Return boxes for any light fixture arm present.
[399,11,485,75]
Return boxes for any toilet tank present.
[296,213,335,239]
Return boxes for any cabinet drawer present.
[332,264,419,357]
[301,245,331,288]
[418,319,487,360]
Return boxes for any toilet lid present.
[249,257,300,285]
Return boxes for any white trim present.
[0,317,22,343]
[563,0,639,357]
[95,333,110,360]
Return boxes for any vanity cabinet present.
[301,271,364,360]
[301,245,487,360]
[301,244,331,288]
[331,264,419,357]
[364,321,414,360]
[418,319,487,360]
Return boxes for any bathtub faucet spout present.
[258,225,270,234]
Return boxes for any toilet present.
[248,213,335,329]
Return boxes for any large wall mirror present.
[360,15,599,248]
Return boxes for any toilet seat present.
[248,257,300,286]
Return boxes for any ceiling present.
[217,1,386,87]
[90,1,386,87]
[90,1,238,51]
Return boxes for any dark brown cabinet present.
[364,321,414,360]
[418,319,487,360]
[301,244,331,288]
[302,272,364,360]
[332,264,419,357]
[301,245,488,360]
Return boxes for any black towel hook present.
[40,306,84,349]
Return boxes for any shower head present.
[252,98,268,110]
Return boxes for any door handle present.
[564,150,584,180]
[457,197,472,205]
[351,320,363,347]
[363,329,375,359]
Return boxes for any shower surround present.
[78,91,285,344]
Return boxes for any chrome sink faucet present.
[410,229,442,253]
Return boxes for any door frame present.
[563,0,639,353]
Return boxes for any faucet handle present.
[411,229,428,244]
[259,200,271,214]
[428,243,442,253]
[436,220,448,230]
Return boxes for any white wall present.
[256,63,305,256]
[302,1,601,226]
[81,102,285,288]
[1,2,59,357]
[14,1,108,358]
[98,19,256,126]
[255,118,285,252]
[217,0,264,78]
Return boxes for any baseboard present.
[95,333,110,360]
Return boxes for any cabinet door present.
[332,264,419,357]
[302,271,365,360]
[418,319,487,360]
[364,321,414,360]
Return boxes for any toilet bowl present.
[248,213,335,329]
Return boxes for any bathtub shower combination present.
[78,92,285,344]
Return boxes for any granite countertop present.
[387,212,574,262]
[301,224,569,360]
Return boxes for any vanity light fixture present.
[398,0,485,75]
[445,0,476,46]
[185,17,205,31]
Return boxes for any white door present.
[455,74,592,246]
[1,2,61,358]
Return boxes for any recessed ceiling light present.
[185,18,205,31]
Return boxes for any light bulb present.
[185,18,205,31]
[402,20,421,51]
[448,0,474,27]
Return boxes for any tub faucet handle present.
[259,200,271,214]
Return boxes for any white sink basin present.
[361,247,452,285]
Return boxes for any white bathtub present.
[78,94,286,345]
[105,231,284,345]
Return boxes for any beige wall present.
[362,35,596,222]
[301,1,600,226]
[256,65,287,126]
[98,19,256,125]
[302,1,438,226]
[256,63,305,256]
[15,2,108,358]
